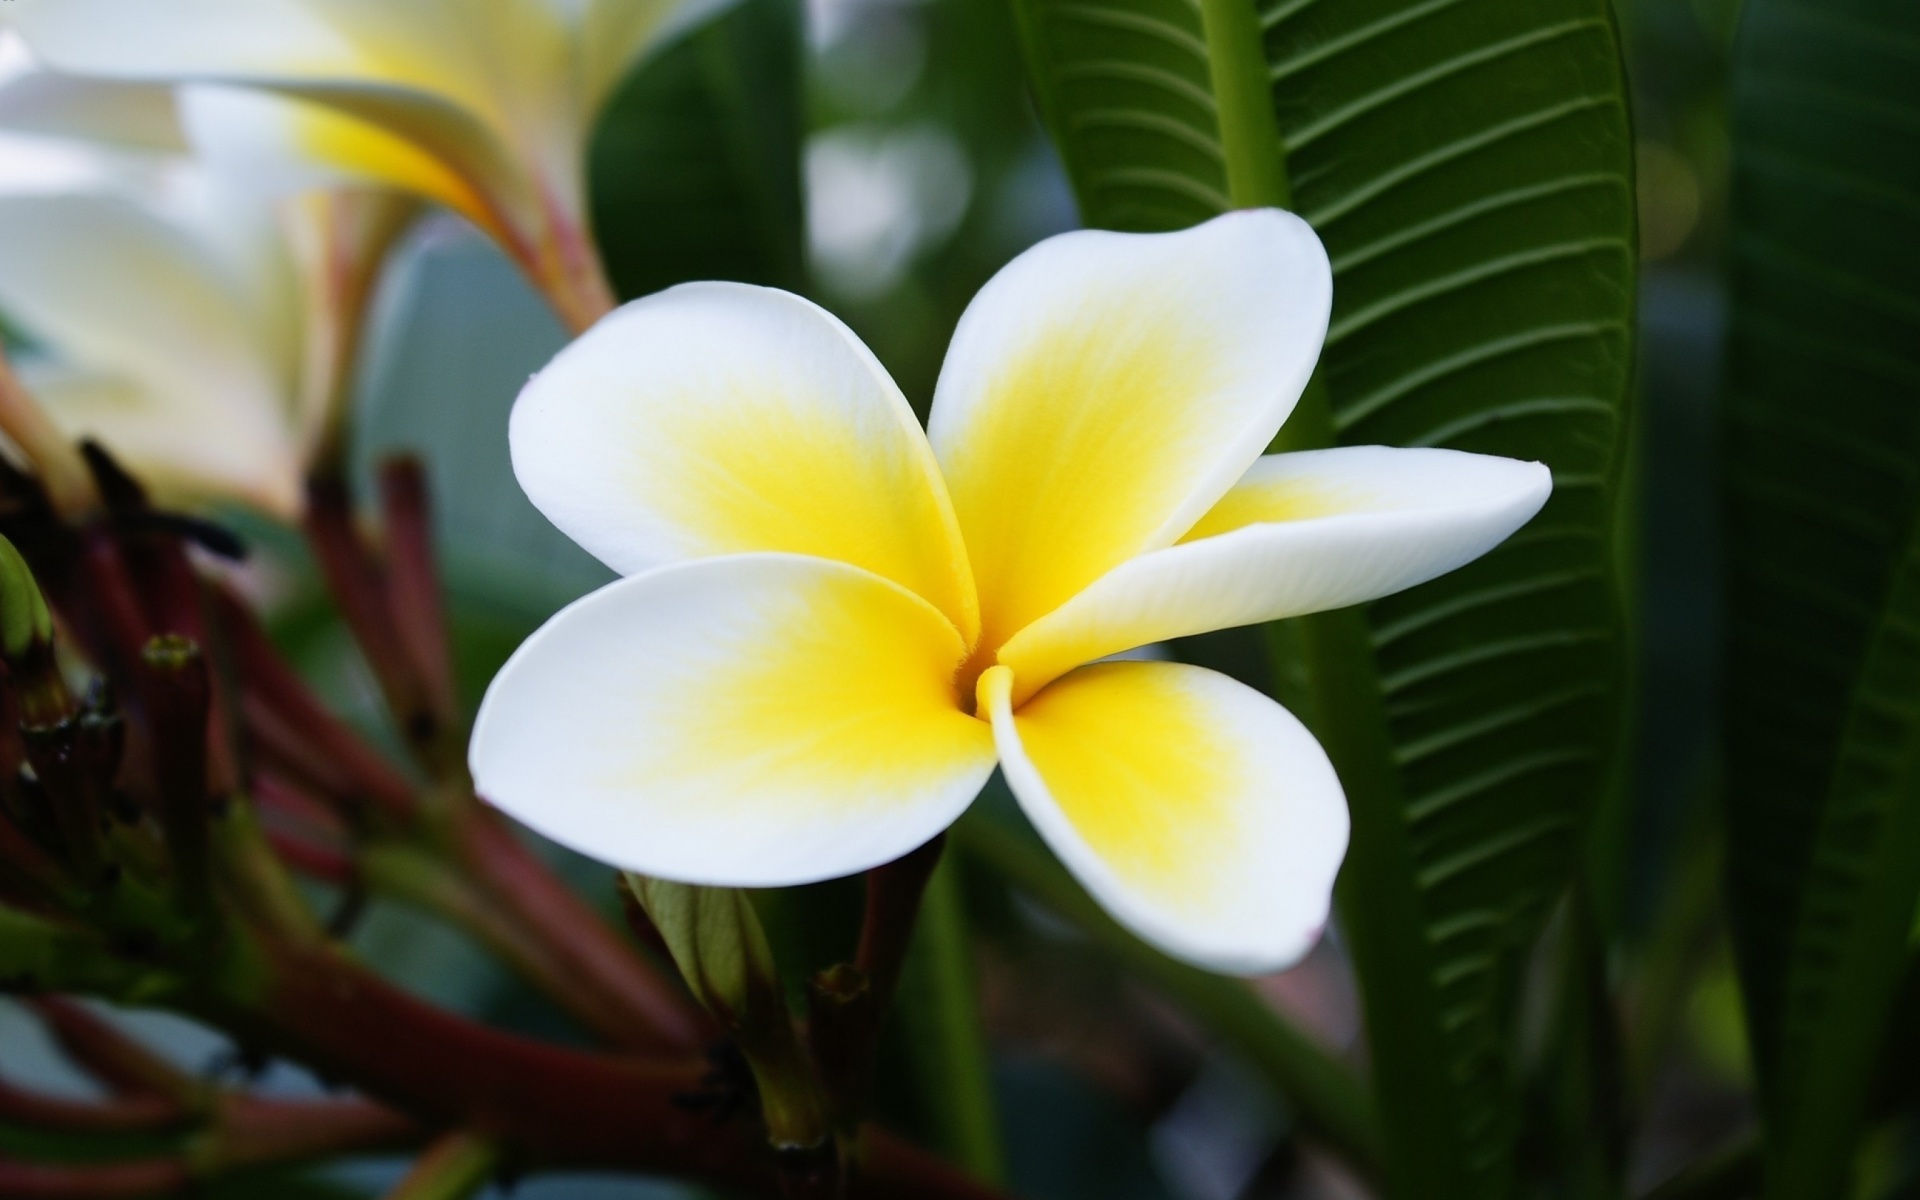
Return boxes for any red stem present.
[378,457,458,737]
[204,942,764,1178]
[213,584,416,817]
[72,528,151,681]
[0,1156,191,1199]
[858,836,947,1010]
[25,998,198,1103]
[302,477,432,759]
[190,941,1003,1199]
[453,807,708,1052]
[263,828,356,883]
[253,771,352,843]
[211,1095,420,1171]
[0,1095,418,1198]
[0,1081,187,1134]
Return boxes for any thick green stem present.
[1196,0,1290,209]
[898,856,1003,1184]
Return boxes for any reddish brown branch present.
[858,836,947,1009]
[0,1080,187,1134]
[378,458,458,739]
[25,998,198,1104]
[0,1154,191,1199]
[0,1094,418,1199]
[453,807,707,1052]
[213,584,416,818]
[303,477,433,760]
[210,1094,420,1171]
[185,941,1002,1199]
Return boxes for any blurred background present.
[0,0,1749,1196]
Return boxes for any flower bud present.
[621,874,830,1156]
[0,535,68,728]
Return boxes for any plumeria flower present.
[0,55,413,518]
[468,211,1551,974]
[6,0,739,332]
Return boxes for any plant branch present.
[0,1080,187,1134]
[25,997,202,1105]
[452,806,707,1051]
[175,938,1005,1198]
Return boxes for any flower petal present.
[8,0,537,219]
[7,0,359,79]
[509,281,978,637]
[980,661,1346,975]
[16,362,302,517]
[470,554,997,887]
[178,84,491,228]
[0,191,302,513]
[928,209,1330,651]
[0,66,187,153]
[997,447,1552,700]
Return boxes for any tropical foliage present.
[0,1,1915,1199]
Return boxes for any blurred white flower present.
[0,49,412,518]
[805,123,971,300]
[6,0,741,332]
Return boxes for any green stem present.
[385,1132,499,1200]
[1196,0,1290,209]
[953,814,1382,1181]
[899,855,1004,1184]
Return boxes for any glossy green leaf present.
[589,0,806,302]
[894,856,1006,1184]
[1010,1,1635,1195]
[1718,1,1920,1193]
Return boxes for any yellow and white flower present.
[468,211,1551,974]
[5,0,739,332]
[0,59,412,517]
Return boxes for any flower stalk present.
[622,874,834,1173]
[807,835,950,1136]
[139,635,215,920]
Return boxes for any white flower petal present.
[927,209,1331,651]
[470,554,997,887]
[17,363,301,516]
[0,191,300,511]
[0,68,186,153]
[6,0,359,79]
[509,281,978,637]
[8,0,537,224]
[178,83,486,222]
[980,661,1347,975]
[997,447,1552,699]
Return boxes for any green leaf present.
[1717,0,1920,1191]
[893,855,1006,1184]
[1009,1,1636,1196]
[589,0,806,302]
